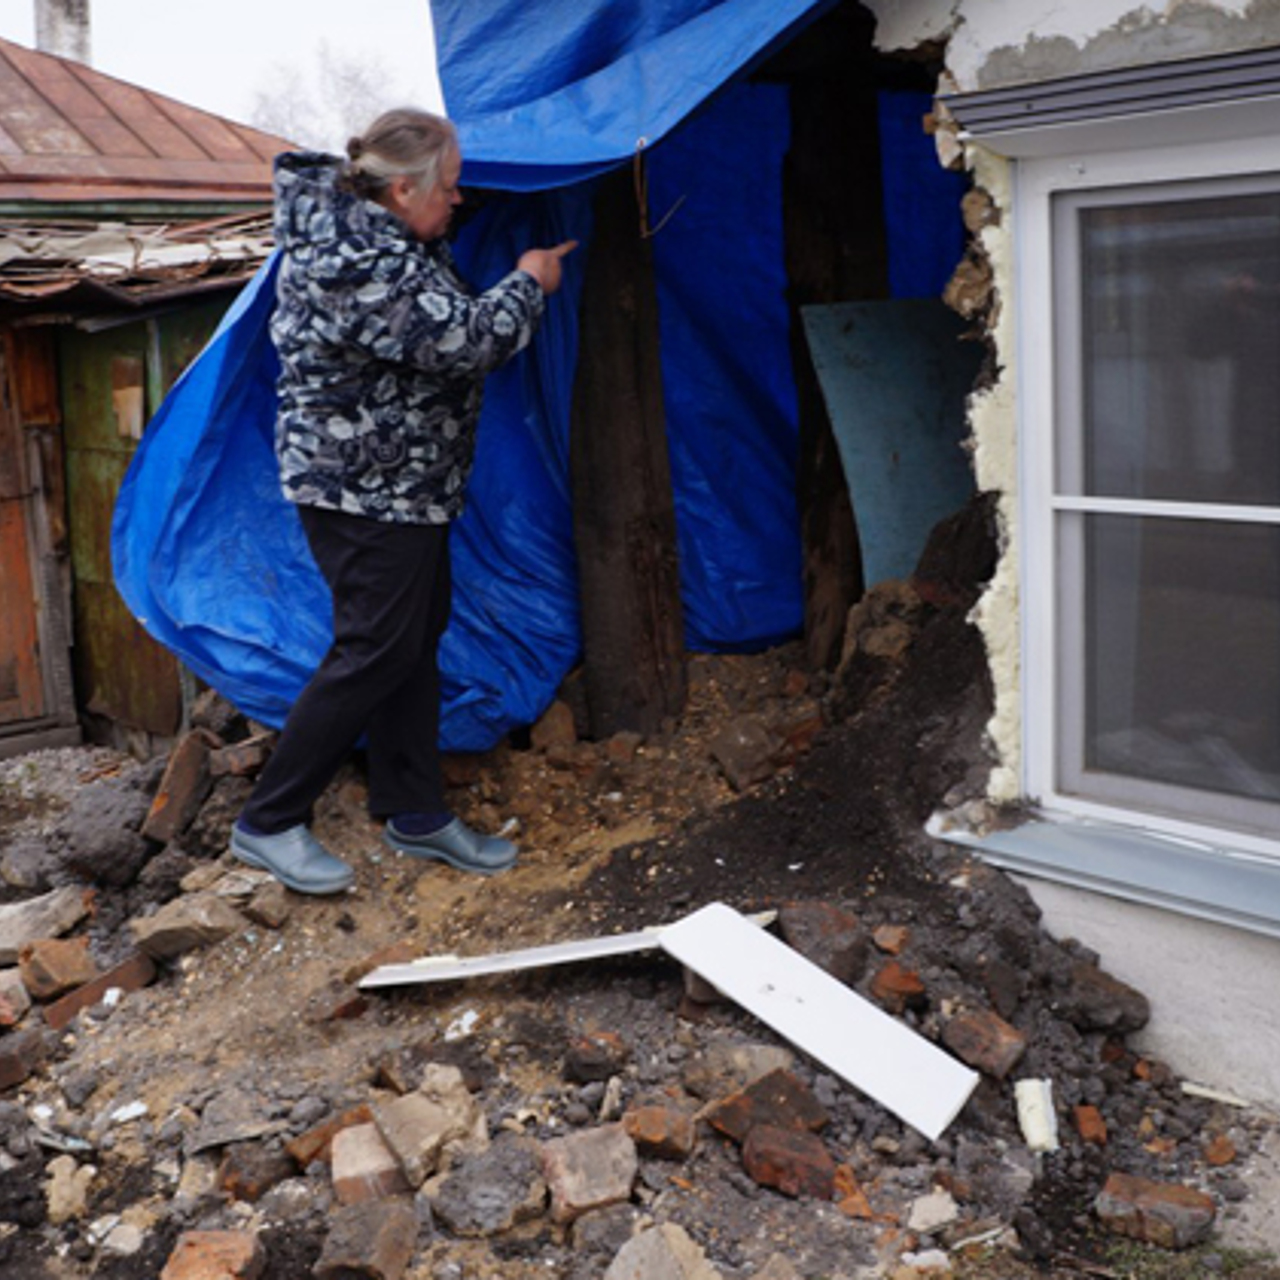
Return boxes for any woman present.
[230,108,575,895]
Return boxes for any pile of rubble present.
[1,537,1278,1277]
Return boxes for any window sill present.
[927,809,1280,939]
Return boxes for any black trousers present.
[241,505,452,834]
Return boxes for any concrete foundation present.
[1017,876,1280,1113]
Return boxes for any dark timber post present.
[570,164,687,738]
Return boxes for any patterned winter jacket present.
[270,152,546,524]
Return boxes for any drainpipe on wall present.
[34,0,91,65]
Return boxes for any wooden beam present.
[569,165,687,737]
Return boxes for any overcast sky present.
[0,1,444,141]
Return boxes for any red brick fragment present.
[833,1163,875,1219]
[872,924,910,955]
[286,1103,375,1169]
[43,951,156,1032]
[1094,1172,1215,1249]
[0,1028,45,1090]
[0,970,30,1028]
[1203,1134,1237,1167]
[564,1029,629,1083]
[18,936,98,1001]
[870,959,927,1013]
[218,1142,296,1203]
[941,1007,1027,1080]
[305,981,368,1024]
[704,1068,828,1144]
[208,734,274,779]
[143,730,218,844]
[159,1229,265,1279]
[778,901,868,984]
[623,1105,696,1159]
[1074,1104,1108,1146]
[331,1123,412,1205]
[742,1123,836,1199]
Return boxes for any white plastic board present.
[358,911,777,990]
[657,901,979,1141]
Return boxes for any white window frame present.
[1019,123,1280,864]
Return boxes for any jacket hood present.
[271,151,414,254]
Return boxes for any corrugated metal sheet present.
[0,211,274,305]
[0,36,289,205]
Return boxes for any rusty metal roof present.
[0,35,288,205]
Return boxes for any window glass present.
[1067,512,1280,806]
[1077,191,1280,504]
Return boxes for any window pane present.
[1074,513,1280,805]
[1079,191,1280,504]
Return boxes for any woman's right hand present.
[517,241,578,295]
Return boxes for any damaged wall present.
[864,0,1280,803]
[860,0,1280,1109]
[870,0,1280,91]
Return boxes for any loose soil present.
[3,506,1279,1278]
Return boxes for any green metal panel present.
[59,298,227,735]
[801,300,984,589]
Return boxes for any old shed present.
[0,34,280,756]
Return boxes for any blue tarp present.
[112,0,965,750]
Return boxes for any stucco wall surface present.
[1022,878,1280,1113]
[868,0,1277,91]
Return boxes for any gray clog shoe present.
[230,823,354,895]
[383,817,517,875]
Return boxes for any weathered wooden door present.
[59,302,224,740]
[0,340,44,727]
[0,326,79,756]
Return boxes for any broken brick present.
[833,1164,875,1219]
[1074,1105,1108,1146]
[331,1123,412,1205]
[208,734,274,779]
[870,960,927,1014]
[0,969,31,1028]
[564,1029,630,1083]
[43,951,156,1032]
[941,1007,1027,1080]
[709,717,780,791]
[286,1103,374,1170]
[0,1027,46,1090]
[742,1123,836,1200]
[541,1123,638,1224]
[777,901,868,985]
[1056,963,1150,1034]
[218,1142,296,1203]
[315,1200,419,1280]
[304,982,369,1025]
[143,730,217,844]
[622,1104,696,1159]
[159,1229,265,1280]
[18,936,98,1001]
[1094,1172,1216,1249]
[1203,1134,1237,1167]
[704,1068,828,1144]
[872,924,910,955]
[603,731,643,767]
